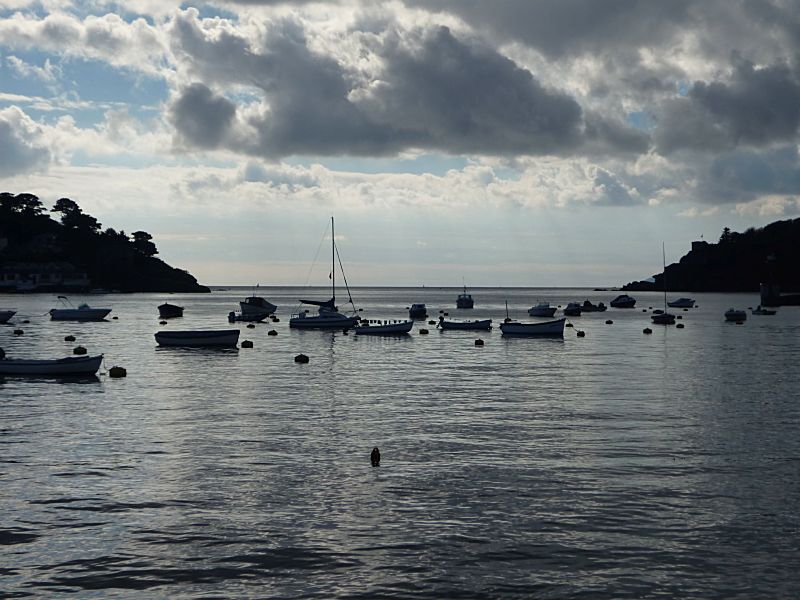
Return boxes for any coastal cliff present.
[0,192,209,293]
[622,219,800,292]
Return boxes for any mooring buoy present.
[370,447,381,466]
[73,346,87,355]
[294,353,309,363]
[109,366,127,378]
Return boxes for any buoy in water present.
[22,320,30,324]
[370,447,381,467]
[241,340,253,348]
[64,335,76,342]
[112,316,118,320]
[268,330,278,336]
[272,317,280,323]
[605,319,613,324]
[294,353,309,363]
[419,328,429,334]
[676,315,683,319]
[576,330,586,337]
[109,366,127,378]
[428,320,436,325]
[475,339,484,346]
[73,346,87,355]
[642,309,647,312]
[565,323,573,328]
[247,323,255,328]
[159,320,167,325]
[13,329,23,335]
[736,321,744,325]
[643,327,653,334]
[676,323,685,329]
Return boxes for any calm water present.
[2,287,799,598]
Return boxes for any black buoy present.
[159,320,167,325]
[294,353,309,363]
[643,327,653,334]
[642,309,647,312]
[565,323,573,328]
[22,320,30,324]
[247,323,255,328]
[475,338,484,346]
[677,315,683,319]
[428,320,436,325]
[0,347,5,359]
[112,316,118,320]
[73,346,87,355]
[370,447,381,467]
[605,319,613,324]
[272,317,280,322]
[676,323,685,329]
[268,329,278,336]
[64,335,76,342]
[241,340,253,348]
[577,330,586,337]
[419,328,429,334]
[443,312,449,316]
[13,329,23,335]
[109,366,127,378]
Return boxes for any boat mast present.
[662,242,667,311]
[331,216,335,302]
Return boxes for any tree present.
[0,192,44,216]
[131,230,158,256]
[51,197,101,232]
[719,227,732,243]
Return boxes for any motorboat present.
[49,296,111,321]
[158,302,184,318]
[155,329,240,347]
[0,353,103,376]
[240,291,277,318]
[500,318,566,336]
[228,311,268,323]
[651,312,676,325]
[752,305,777,315]
[581,300,607,312]
[289,217,360,330]
[667,297,695,308]
[528,302,556,317]
[724,308,747,322]
[409,303,428,319]
[610,294,636,308]
[563,302,582,316]
[438,318,492,330]
[456,285,474,309]
[354,319,413,335]
[0,310,16,323]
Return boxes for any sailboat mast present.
[331,216,335,301]
[662,242,667,310]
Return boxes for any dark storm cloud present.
[168,12,645,158]
[700,146,800,203]
[168,82,237,149]
[0,109,51,177]
[654,60,800,155]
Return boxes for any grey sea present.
[2,287,799,599]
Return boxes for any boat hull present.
[667,298,695,308]
[158,303,184,318]
[0,310,16,323]
[500,318,566,336]
[355,320,413,335]
[528,307,557,317]
[439,319,492,330]
[724,310,747,322]
[610,295,636,308]
[651,313,676,325]
[155,329,240,347]
[0,354,103,376]
[240,297,277,316]
[50,308,111,321]
[289,315,360,329]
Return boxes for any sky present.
[1,0,800,287]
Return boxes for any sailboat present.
[289,217,360,329]
[652,243,676,325]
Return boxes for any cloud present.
[0,106,52,177]
[168,83,237,149]
[5,55,61,83]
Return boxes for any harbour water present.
[2,287,800,598]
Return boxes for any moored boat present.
[438,318,492,330]
[500,318,566,336]
[154,329,240,347]
[652,244,676,325]
[724,308,747,322]
[49,296,111,321]
[0,353,103,376]
[610,294,636,308]
[409,303,428,319]
[354,319,413,335]
[563,302,582,316]
[158,303,184,318]
[456,285,474,309]
[228,311,268,322]
[667,297,695,308]
[240,292,277,318]
[581,300,607,312]
[0,310,16,323]
[528,302,556,317]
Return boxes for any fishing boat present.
[438,318,492,330]
[610,294,636,308]
[0,353,103,376]
[527,302,556,317]
[354,319,414,335]
[500,318,566,336]
[752,305,777,315]
[240,286,277,318]
[652,244,676,325]
[563,302,582,316]
[409,303,428,319]
[724,309,747,322]
[581,300,607,312]
[0,310,16,323]
[667,297,695,308]
[49,296,111,321]
[154,329,240,347]
[456,285,474,309]
[158,303,184,318]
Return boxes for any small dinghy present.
[158,303,184,318]
[500,318,566,336]
[438,318,492,331]
[354,319,413,335]
[154,329,240,347]
[0,351,103,376]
